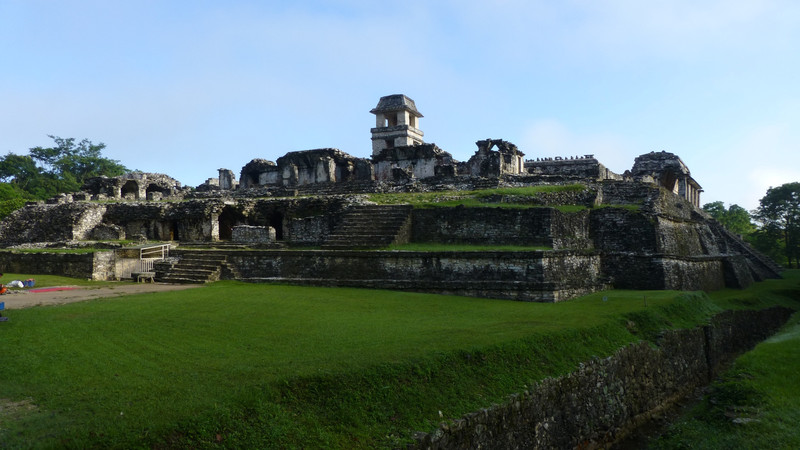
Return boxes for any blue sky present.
[2,0,798,210]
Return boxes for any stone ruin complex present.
[0,94,782,301]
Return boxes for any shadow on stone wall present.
[409,306,793,449]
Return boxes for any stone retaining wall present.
[210,249,607,302]
[410,306,793,449]
[0,251,101,280]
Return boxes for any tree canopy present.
[702,201,755,236]
[0,135,128,202]
[753,182,800,268]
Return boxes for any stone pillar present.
[218,169,237,190]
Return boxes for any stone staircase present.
[709,221,784,279]
[155,251,233,283]
[322,204,413,249]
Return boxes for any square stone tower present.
[370,94,424,156]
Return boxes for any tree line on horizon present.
[0,136,797,269]
[704,182,800,269]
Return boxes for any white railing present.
[121,244,171,279]
[140,244,170,260]
[134,258,160,273]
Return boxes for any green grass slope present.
[653,294,800,449]
[0,272,798,448]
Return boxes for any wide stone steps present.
[322,205,413,250]
[155,251,229,283]
[710,222,783,279]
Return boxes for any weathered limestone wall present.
[0,251,102,280]
[209,249,605,302]
[655,217,708,256]
[286,216,332,245]
[410,306,793,449]
[373,144,454,181]
[231,225,275,244]
[661,257,726,291]
[590,208,658,253]
[524,156,622,181]
[596,180,660,206]
[601,254,732,291]
[550,210,592,250]
[0,202,107,244]
[410,208,554,247]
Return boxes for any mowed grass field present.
[1,272,799,448]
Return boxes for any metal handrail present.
[120,244,172,279]
[140,243,170,260]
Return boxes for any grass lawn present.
[652,296,800,449]
[0,272,798,448]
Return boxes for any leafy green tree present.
[0,183,32,219]
[0,135,128,201]
[702,201,755,236]
[29,135,127,186]
[753,182,800,268]
[0,154,41,190]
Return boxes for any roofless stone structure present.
[0,94,776,301]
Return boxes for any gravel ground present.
[1,283,202,310]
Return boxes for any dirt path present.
[1,283,202,310]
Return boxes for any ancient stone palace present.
[0,94,780,301]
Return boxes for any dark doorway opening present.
[218,206,246,240]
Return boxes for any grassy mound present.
[1,272,798,448]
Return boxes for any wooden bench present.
[131,272,156,283]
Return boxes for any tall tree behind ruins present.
[0,135,128,217]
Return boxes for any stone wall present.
[231,225,275,244]
[373,144,455,181]
[590,208,658,253]
[205,249,606,302]
[524,156,622,181]
[410,208,554,247]
[0,202,107,244]
[410,306,794,449]
[0,251,101,280]
[600,254,734,291]
[655,217,708,256]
